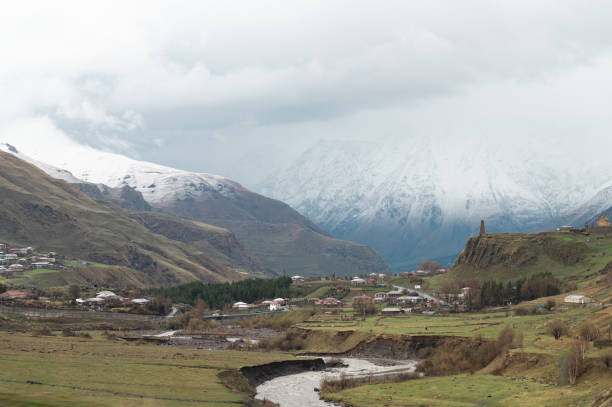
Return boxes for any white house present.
[132,298,150,305]
[351,277,366,285]
[273,298,286,305]
[232,301,248,309]
[291,275,305,283]
[564,295,592,304]
[269,301,281,311]
[96,290,117,298]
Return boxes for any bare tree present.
[564,346,583,385]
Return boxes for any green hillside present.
[429,230,612,299]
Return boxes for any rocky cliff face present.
[74,183,152,212]
[454,234,586,270]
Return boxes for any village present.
[1,238,598,319]
[0,243,62,277]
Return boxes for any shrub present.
[320,370,417,393]
[61,328,76,337]
[258,331,305,351]
[577,322,600,342]
[417,327,519,376]
[548,320,568,340]
[31,328,54,336]
[514,307,529,316]
[602,351,612,368]
[544,299,556,311]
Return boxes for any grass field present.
[322,374,600,407]
[0,330,296,406]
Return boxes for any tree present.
[548,319,567,340]
[544,299,556,311]
[418,260,441,272]
[68,285,80,300]
[577,322,600,342]
[562,345,583,385]
[353,296,375,319]
[548,320,568,340]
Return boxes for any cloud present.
[2,1,612,185]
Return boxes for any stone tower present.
[479,219,486,236]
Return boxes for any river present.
[255,357,417,407]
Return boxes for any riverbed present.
[255,357,417,407]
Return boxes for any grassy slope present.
[0,151,246,288]
[306,306,612,406]
[426,231,612,294]
[0,330,296,407]
[128,211,271,276]
[220,220,390,277]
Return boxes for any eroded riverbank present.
[254,357,418,407]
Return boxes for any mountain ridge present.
[1,142,388,277]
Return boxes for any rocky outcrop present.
[453,233,587,270]
[74,183,151,211]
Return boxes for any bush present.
[548,320,568,340]
[577,322,600,342]
[31,328,54,336]
[258,331,306,351]
[514,307,529,316]
[602,351,612,368]
[417,327,519,376]
[544,299,556,311]
[61,328,76,337]
[320,370,417,393]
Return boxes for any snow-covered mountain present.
[259,137,612,270]
[1,143,81,183]
[0,140,389,277]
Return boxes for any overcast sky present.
[2,1,612,187]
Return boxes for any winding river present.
[255,358,417,407]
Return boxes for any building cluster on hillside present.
[0,243,63,277]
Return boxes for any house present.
[309,297,321,304]
[85,297,105,305]
[232,301,248,309]
[322,297,342,306]
[132,298,150,305]
[8,264,25,272]
[0,243,6,250]
[75,298,86,305]
[397,295,423,305]
[273,298,286,305]
[351,277,366,285]
[414,285,421,290]
[381,307,402,316]
[386,290,404,304]
[564,295,592,304]
[374,292,387,303]
[291,275,305,283]
[269,301,281,311]
[96,290,117,298]
[31,262,51,269]
[0,290,35,300]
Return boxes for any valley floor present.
[0,329,295,406]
